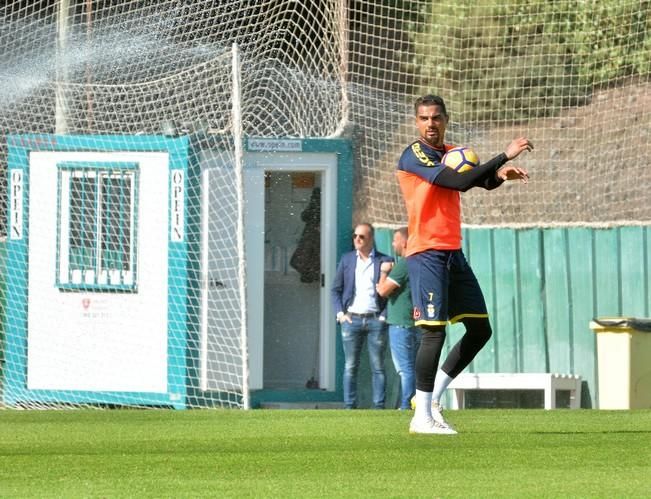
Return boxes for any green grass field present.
[1,409,650,498]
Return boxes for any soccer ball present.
[441,146,480,173]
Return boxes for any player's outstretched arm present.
[504,137,533,160]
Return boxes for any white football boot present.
[409,417,457,435]
[431,400,455,430]
[410,397,456,432]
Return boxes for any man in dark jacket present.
[331,223,393,409]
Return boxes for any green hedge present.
[412,0,651,122]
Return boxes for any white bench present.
[447,373,582,410]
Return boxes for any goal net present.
[1,0,650,409]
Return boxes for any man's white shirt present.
[347,249,378,314]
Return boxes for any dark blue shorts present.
[406,249,488,326]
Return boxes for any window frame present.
[56,161,140,292]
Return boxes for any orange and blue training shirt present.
[396,139,461,256]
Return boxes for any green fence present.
[1,227,647,409]
[375,225,651,408]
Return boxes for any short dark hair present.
[414,95,448,116]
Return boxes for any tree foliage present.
[412,0,651,122]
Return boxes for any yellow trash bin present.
[590,317,651,409]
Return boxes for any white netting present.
[347,0,651,225]
[2,1,651,225]
[1,0,650,409]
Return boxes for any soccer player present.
[396,95,533,434]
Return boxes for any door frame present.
[244,137,353,399]
[245,151,337,390]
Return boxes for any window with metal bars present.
[56,162,139,291]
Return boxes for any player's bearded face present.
[416,105,447,147]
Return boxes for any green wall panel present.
[543,229,572,374]
[619,226,647,316]
[492,229,519,372]
[516,229,548,372]
[594,229,621,315]
[567,228,597,407]
[465,228,497,372]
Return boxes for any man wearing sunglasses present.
[397,94,533,434]
[331,223,394,409]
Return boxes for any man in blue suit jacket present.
[331,223,394,409]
